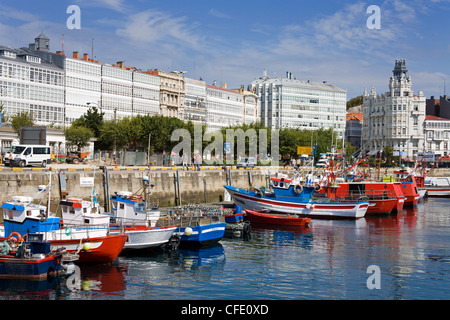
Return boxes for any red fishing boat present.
[393,171,420,206]
[245,209,311,227]
[330,182,404,215]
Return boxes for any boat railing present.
[50,222,113,238]
[157,204,225,228]
[335,190,398,201]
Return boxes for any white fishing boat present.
[61,196,177,251]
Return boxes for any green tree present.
[346,95,363,110]
[64,125,94,151]
[11,111,34,133]
[72,106,104,137]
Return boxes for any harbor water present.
[1,197,449,301]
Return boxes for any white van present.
[3,145,51,167]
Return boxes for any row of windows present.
[102,66,132,82]
[66,59,101,77]
[66,76,101,92]
[102,81,132,97]
[29,68,64,86]
[0,62,64,86]
[207,89,242,102]
[133,86,159,101]
[0,80,64,104]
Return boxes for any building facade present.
[424,115,450,159]
[362,59,426,159]
[249,72,347,137]
[25,34,160,124]
[184,77,207,125]
[0,43,65,125]
[145,70,185,119]
[426,95,450,120]
[206,84,246,132]
[346,112,363,148]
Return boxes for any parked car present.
[3,145,51,167]
[316,158,329,168]
[237,157,257,168]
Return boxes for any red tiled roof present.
[426,115,450,121]
[346,112,363,122]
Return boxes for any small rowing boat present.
[244,209,311,227]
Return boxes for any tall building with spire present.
[362,59,426,160]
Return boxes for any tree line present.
[63,106,347,161]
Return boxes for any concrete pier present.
[0,166,276,208]
[1,165,449,210]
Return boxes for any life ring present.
[65,226,72,236]
[8,232,23,243]
[356,172,364,180]
[294,184,303,195]
[314,184,322,192]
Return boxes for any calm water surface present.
[1,197,450,300]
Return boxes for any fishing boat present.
[177,222,227,247]
[0,233,78,280]
[329,182,404,215]
[223,206,252,239]
[160,205,226,247]
[245,209,311,227]
[1,178,127,264]
[61,195,177,252]
[393,170,420,206]
[413,154,450,198]
[224,176,370,219]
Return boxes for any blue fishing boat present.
[164,205,226,247]
[224,174,370,219]
[0,233,78,280]
[177,222,226,247]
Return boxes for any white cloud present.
[116,10,203,50]
[208,9,232,19]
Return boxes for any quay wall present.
[0,168,276,208]
[1,167,450,209]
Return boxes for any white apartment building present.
[24,34,160,124]
[0,41,65,126]
[249,72,347,137]
[206,84,245,132]
[65,52,102,123]
[424,115,450,159]
[184,77,207,125]
[362,59,426,160]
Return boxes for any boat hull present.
[177,223,226,247]
[225,186,368,219]
[110,226,176,250]
[425,187,450,197]
[0,255,62,280]
[46,234,127,264]
[245,209,311,226]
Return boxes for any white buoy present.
[184,227,193,236]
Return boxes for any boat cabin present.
[110,191,161,227]
[60,198,110,226]
[1,196,60,237]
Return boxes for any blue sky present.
[1,0,450,99]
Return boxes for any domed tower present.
[389,58,412,97]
